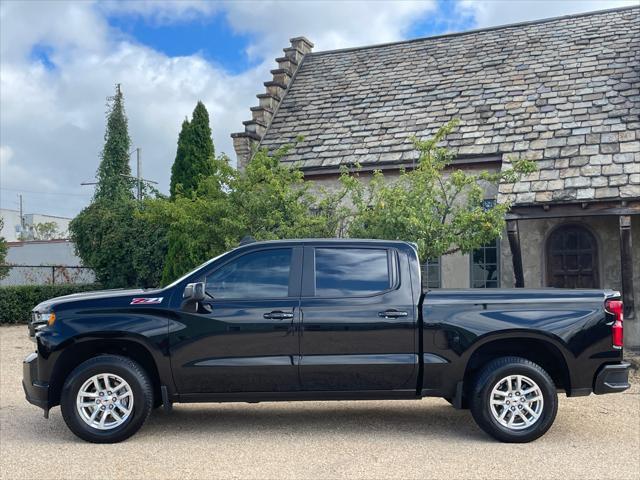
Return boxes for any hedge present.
[0,284,102,324]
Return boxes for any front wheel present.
[469,356,558,443]
[60,355,153,443]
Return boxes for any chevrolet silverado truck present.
[24,239,630,443]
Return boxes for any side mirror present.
[183,282,206,302]
[182,282,205,313]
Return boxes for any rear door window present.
[314,248,391,297]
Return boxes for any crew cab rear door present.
[298,244,417,391]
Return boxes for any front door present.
[546,225,599,288]
[170,246,302,393]
[299,245,417,391]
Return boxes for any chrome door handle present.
[378,310,408,318]
[263,311,294,320]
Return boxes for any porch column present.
[507,220,525,288]
[619,215,635,319]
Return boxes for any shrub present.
[0,284,102,324]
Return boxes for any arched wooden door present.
[546,225,599,288]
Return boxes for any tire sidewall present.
[61,356,152,443]
[473,361,558,443]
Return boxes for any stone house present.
[232,7,640,347]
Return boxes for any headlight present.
[33,312,56,326]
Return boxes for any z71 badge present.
[130,297,163,305]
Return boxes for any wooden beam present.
[507,220,525,288]
[301,155,503,178]
[619,215,635,320]
[506,200,640,220]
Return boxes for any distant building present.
[0,208,71,242]
[1,239,95,286]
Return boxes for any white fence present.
[0,265,95,286]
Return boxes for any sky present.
[0,0,636,219]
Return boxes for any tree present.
[342,120,535,262]
[71,199,168,289]
[169,102,215,198]
[0,218,9,280]
[70,201,136,287]
[95,84,133,202]
[225,146,335,242]
[169,118,190,198]
[157,146,336,285]
[31,222,63,241]
[159,154,234,284]
[71,85,168,288]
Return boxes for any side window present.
[471,198,500,289]
[206,248,292,299]
[470,239,500,288]
[315,248,391,297]
[422,257,441,289]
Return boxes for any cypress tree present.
[169,118,190,198]
[95,84,133,201]
[169,101,214,198]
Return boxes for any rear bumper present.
[23,352,49,410]
[593,361,631,395]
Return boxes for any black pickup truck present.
[24,239,630,443]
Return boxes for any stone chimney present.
[231,36,314,170]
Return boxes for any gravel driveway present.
[1,325,638,480]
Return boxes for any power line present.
[1,187,92,197]
[81,147,157,201]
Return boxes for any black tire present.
[469,356,558,443]
[60,355,153,443]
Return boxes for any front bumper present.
[23,352,50,412]
[593,361,631,394]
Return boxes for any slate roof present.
[255,7,639,205]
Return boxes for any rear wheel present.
[469,356,558,443]
[60,355,153,443]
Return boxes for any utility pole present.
[18,194,24,229]
[82,146,157,200]
[136,147,142,201]
[121,147,157,200]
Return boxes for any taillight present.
[605,299,624,349]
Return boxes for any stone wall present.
[232,37,314,170]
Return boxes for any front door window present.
[205,248,292,299]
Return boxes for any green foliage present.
[155,120,533,284]
[158,146,337,284]
[70,199,168,289]
[0,218,9,280]
[0,284,101,324]
[225,146,336,242]
[95,84,133,202]
[342,120,536,262]
[131,201,169,288]
[170,119,190,198]
[169,102,215,198]
[70,108,532,289]
[70,85,167,289]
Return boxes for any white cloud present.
[223,0,437,59]
[0,0,440,218]
[98,0,221,25]
[0,1,261,217]
[1,0,635,218]
[457,0,637,28]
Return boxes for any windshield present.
[164,250,230,289]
